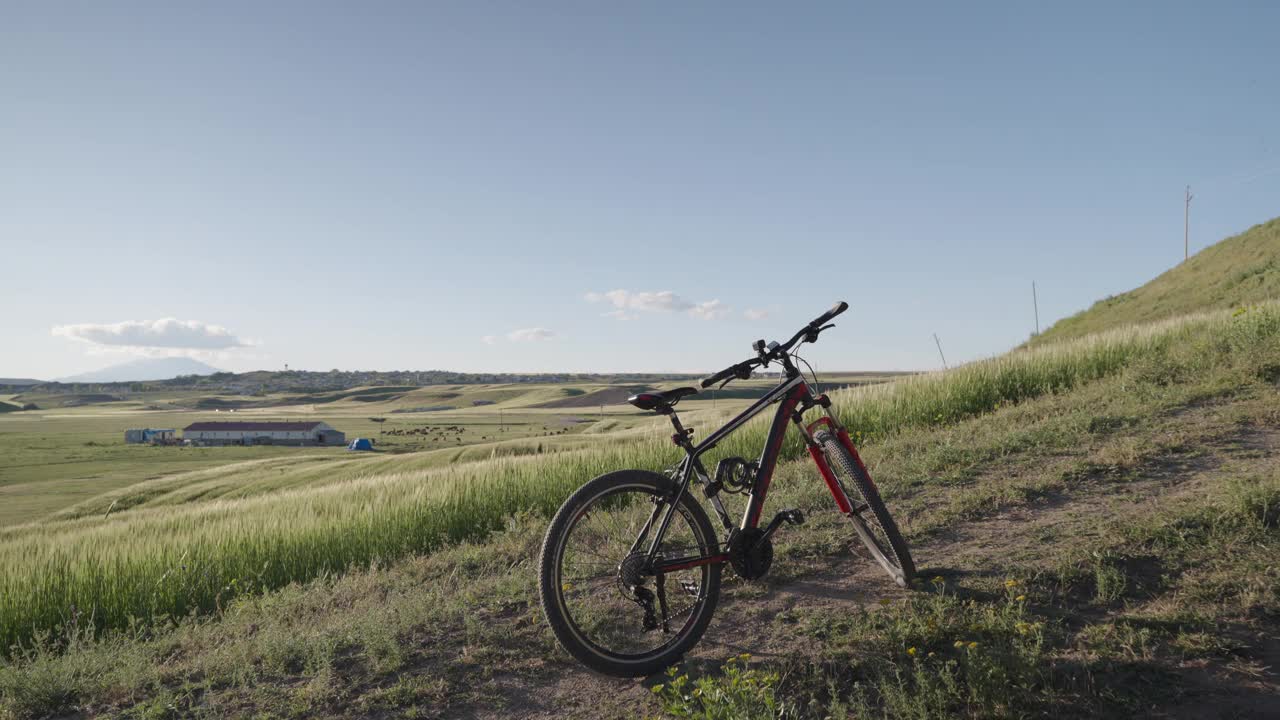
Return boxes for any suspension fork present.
[793,397,866,514]
[807,412,877,492]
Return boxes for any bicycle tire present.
[538,469,722,677]
[817,432,915,587]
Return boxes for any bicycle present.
[538,302,915,677]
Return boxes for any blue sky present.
[3,1,1278,378]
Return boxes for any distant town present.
[0,368,715,399]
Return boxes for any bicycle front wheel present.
[817,431,915,587]
[538,470,722,677]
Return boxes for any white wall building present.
[182,421,345,446]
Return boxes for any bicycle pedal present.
[784,509,806,525]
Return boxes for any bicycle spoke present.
[556,485,712,658]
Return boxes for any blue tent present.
[347,438,374,451]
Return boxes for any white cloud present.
[507,327,555,342]
[744,308,770,321]
[52,318,248,352]
[586,289,693,313]
[690,300,730,320]
[587,289,730,320]
[481,335,498,345]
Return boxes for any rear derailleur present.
[619,551,668,633]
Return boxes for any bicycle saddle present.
[627,387,698,412]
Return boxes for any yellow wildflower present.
[561,582,574,592]
[968,641,979,649]
[1004,579,1018,588]
[1016,594,1026,602]
[953,640,964,649]
[907,647,917,656]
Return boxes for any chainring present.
[728,528,774,581]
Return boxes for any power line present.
[933,333,948,370]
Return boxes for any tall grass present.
[2,304,1276,654]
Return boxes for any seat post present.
[667,411,694,449]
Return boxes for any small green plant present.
[1092,552,1128,604]
[651,655,795,720]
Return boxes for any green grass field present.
[1,299,1277,719]
[0,304,1275,659]
[0,374,897,528]
[2,220,1279,718]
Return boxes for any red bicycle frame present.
[644,376,866,575]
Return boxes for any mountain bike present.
[537,302,915,677]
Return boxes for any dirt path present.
[470,420,1280,719]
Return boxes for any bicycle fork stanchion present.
[794,394,864,515]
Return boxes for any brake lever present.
[804,323,836,343]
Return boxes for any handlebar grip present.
[811,301,848,328]
[701,360,755,388]
[701,366,737,389]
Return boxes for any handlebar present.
[699,360,757,389]
[699,301,848,389]
[810,301,848,329]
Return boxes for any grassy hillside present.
[0,383,687,527]
[1,302,1277,718]
[1,303,1277,658]
[1034,216,1280,343]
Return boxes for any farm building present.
[124,428,177,444]
[182,421,346,447]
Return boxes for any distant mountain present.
[56,357,224,383]
[0,378,44,386]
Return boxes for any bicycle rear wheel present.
[538,470,722,677]
[817,431,915,586]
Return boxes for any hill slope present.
[3,302,1278,718]
[1034,216,1280,344]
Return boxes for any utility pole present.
[933,333,948,370]
[1184,185,1193,261]
[1032,281,1041,335]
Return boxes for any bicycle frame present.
[639,374,864,575]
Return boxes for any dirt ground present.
[457,417,1280,719]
